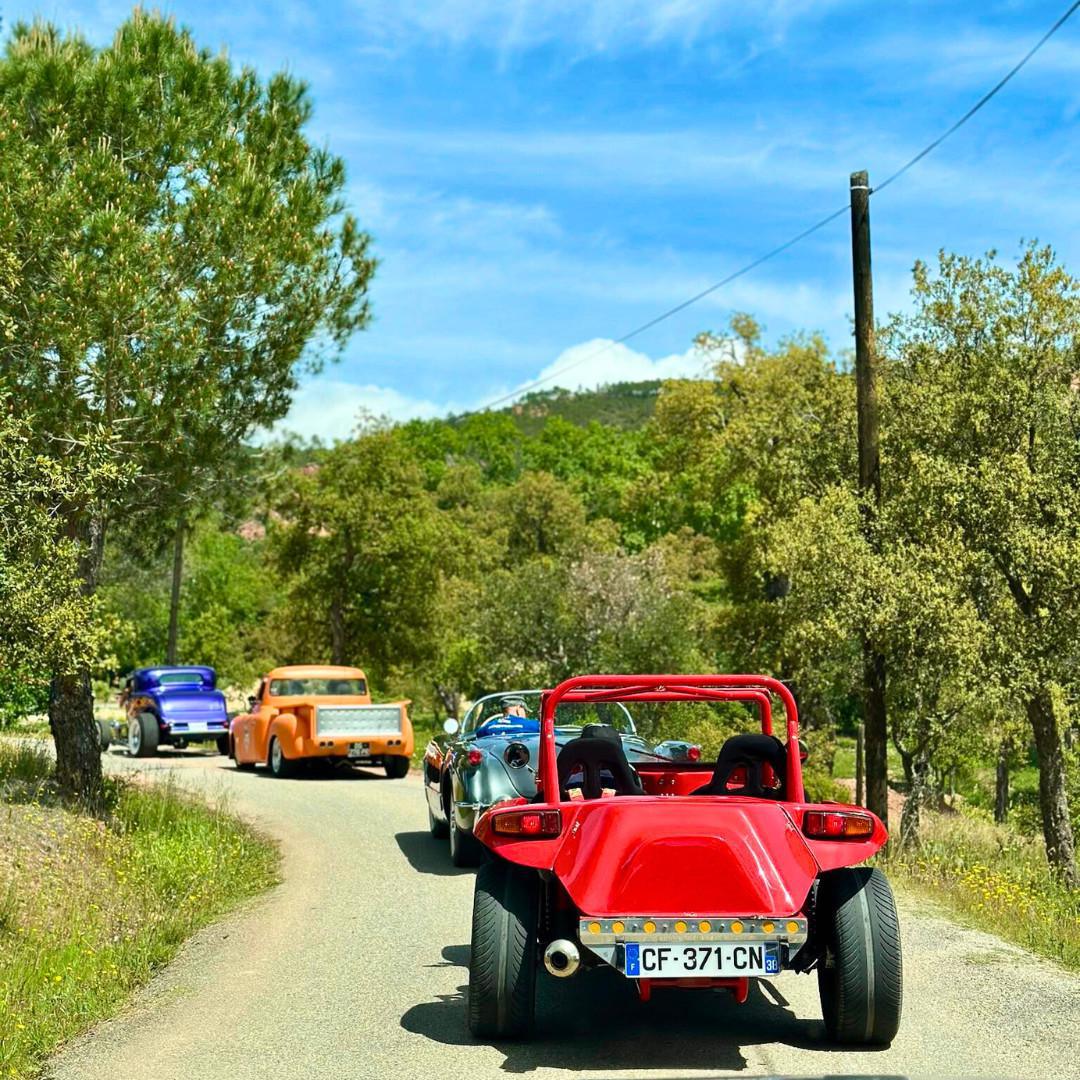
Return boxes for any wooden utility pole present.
[855,722,865,808]
[165,518,185,665]
[850,170,889,830]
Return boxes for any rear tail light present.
[465,748,483,767]
[687,744,702,762]
[491,809,562,838]
[803,810,875,839]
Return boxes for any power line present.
[873,0,1080,194]
[480,0,1080,411]
[480,204,849,411]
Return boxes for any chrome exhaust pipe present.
[543,939,581,978]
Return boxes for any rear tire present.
[467,859,539,1039]
[816,867,903,1046]
[384,755,410,779]
[216,734,230,756]
[268,736,299,778]
[97,720,111,752]
[129,712,159,758]
[449,796,484,867]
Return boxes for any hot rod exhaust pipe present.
[543,939,581,978]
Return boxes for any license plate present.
[621,941,780,978]
[347,743,370,759]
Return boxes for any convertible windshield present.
[269,678,368,697]
[463,691,635,734]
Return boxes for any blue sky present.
[6,1,1080,438]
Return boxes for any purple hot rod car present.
[112,666,230,757]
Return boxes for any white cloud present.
[271,339,710,441]
[271,379,450,442]
[520,338,708,397]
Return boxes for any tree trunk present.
[862,643,889,830]
[165,518,185,664]
[49,513,107,810]
[994,741,1010,824]
[899,749,931,850]
[329,598,346,665]
[434,684,462,720]
[1026,690,1077,886]
[896,740,914,792]
[49,670,104,811]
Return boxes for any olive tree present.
[882,245,1080,884]
[0,14,374,804]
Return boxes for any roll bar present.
[538,674,803,804]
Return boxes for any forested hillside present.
[59,250,1080,892]
[484,380,664,435]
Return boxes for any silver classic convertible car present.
[422,689,698,865]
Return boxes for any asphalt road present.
[47,749,1079,1080]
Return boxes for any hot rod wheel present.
[268,735,300,778]
[816,866,903,1045]
[128,712,159,758]
[384,755,410,779]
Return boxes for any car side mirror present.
[247,695,258,710]
[443,717,459,735]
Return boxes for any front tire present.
[816,867,903,1046]
[231,737,256,771]
[467,859,539,1039]
[268,736,299,778]
[128,712,159,758]
[428,800,449,839]
[97,720,111,752]
[384,755,410,779]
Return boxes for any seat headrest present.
[557,733,643,799]
[692,733,786,798]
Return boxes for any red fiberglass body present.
[473,675,887,922]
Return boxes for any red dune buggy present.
[467,674,902,1045]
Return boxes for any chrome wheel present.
[271,738,283,773]
[128,717,141,756]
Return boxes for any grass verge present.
[887,807,1080,971]
[0,741,279,1078]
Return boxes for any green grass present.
[887,807,1080,972]
[0,741,279,1078]
[410,714,441,767]
[831,733,905,783]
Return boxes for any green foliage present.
[0,10,375,798]
[268,429,453,682]
[0,407,127,685]
[490,380,663,436]
[0,667,49,729]
[99,517,280,688]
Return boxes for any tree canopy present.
[0,12,374,803]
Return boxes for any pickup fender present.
[268,713,301,759]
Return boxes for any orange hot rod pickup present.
[229,665,413,779]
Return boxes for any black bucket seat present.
[691,733,787,798]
